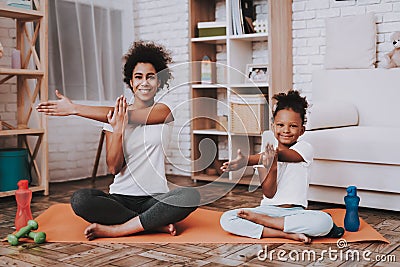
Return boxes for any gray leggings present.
[70,187,200,230]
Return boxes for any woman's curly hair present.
[123,41,173,91]
[272,90,309,125]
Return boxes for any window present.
[48,0,134,101]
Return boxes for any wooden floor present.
[0,175,399,266]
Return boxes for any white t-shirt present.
[260,140,314,208]
[104,96,173,196]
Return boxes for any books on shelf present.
[231,0,255,35]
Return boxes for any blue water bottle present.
[344,186,360,232]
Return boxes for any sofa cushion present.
[311,69,400,128]
[306,101,358,130]
[301,126,400,165]
[324,13,376,69]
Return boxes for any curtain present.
[48,0,132,101]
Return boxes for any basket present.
[230,94,268,134]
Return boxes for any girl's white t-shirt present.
[103,97,173,196]
[260,140,314,208]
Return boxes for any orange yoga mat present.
[17,204,389,244]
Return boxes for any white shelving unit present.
[189,0,292,185]
[0,0,49,197]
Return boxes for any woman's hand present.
[36,90,76,116]
[220,149,248,172]
[105,96,128,174]
[107,95,128,134]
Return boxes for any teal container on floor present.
[0,148,30,192]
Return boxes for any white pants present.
[220,205,333,239]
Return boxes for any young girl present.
[37,41,200,240]
[219,90,343,243]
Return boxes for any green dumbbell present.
[27,231,46,244]
[7,220,38,246]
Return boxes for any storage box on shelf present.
[0,0,48,197]
[230,94,268,135]
[189,0,292,185]
[197,21,226,38]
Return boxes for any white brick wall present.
[292,0,400,101]
[0,16,17,148]
[133,0,191,177]
[46,115,108,182]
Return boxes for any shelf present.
[229,33,268,42]
[0,0,48,197]
[0,185,46,197]
[192,84,227,89]
[229,83,269,88]
[0,5,43,21]
[0,128,45,136]
[231,175,261,186]
[192,174,260,186]
[0,68,44,84]
[193,129,228,136]
[190,33,267,44]
[192,129,262,137]
[191,36,227,44]
[190,0,293,186]
[0,68,44,76]
[192,83,268,89]
[231,132,262,137]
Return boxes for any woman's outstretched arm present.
[36,90,112,122]
[36,90,174,124]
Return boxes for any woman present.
[37,41,200,240]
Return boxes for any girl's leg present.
[283,210,333,237]
[237,208,333,237]
[262,227,311,243]
[238,209,284,230]
[236,209,310,242]
[221,206,332,241]
[221,208,311,242]
[70,188,138,225]
[220,208,265,239]
[137,187,200,231]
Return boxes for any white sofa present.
[301,68,400,211]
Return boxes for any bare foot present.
[238,209,270,225]
[155,224,177,236]
[84,223,121,241]
[291,233,311,244]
